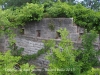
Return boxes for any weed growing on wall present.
[48,22,55,31]
[8,43,24,56]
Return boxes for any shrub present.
[46,1,74,18]
[76,30,100,73]
[0,50,35,75]
[46,28,81,75]
[82,68,100,75]
[87,68,100,75]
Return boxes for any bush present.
[46,1,74,18]
[82,68,100,75]
[46,29,100,75]
[45,2,100,32]
[0,50,35,75]
[46,28,81,75]
[76,30,100,73]
[87,68,100,75]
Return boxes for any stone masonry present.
[15,18,80,55]
[0,18,100,68]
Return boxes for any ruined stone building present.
[0,18,100,67]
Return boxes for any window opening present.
[21,28,24,35]
[36,30,41,37]
[56,32,61,39]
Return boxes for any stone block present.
[40,43,44,46]
[94,45,99,50]
[70,26,77,33]
[28,41,34,47]
[0,38,5,43]
[77,26,84,33]
[64,26,77,33]
[63,18,73,25]
[36,24,43,30]
[0,46,4,52]
[70,33,79,42]
[29,47,34,50]
[94,35,99,45]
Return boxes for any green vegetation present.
[0,3,44,45]
[76,30,100,73]
[0,28,100,75]
[46,28,81,75]
[48,22,55,31]
[19,49,47,64]
[0,50,35,75]
[46,28,100,75]
[9,43,24,56]
[85,68,100,75]
[46,2,100,32]
[12,40,54,64]
[0,1,100,75]
[81,0,100,11]
[1,1,100,34]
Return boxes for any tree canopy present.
[0,0,100,39]
[81,0,100,11]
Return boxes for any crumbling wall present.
[1,18,100,68]
[15,18,79,55]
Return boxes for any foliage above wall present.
[46,2,100,32]
[0,3,44,45]
[0,3,44,33]
[0,1,100,34]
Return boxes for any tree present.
[46,28,81,75]
[0,50,35,75]
[2,0,32,9]
[57,0,76,4]
[81,0,100,11]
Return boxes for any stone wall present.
[14,18,79,55]
[0,36,5,52]
[24,18,75,39]
[0,18,100,68]
[15,36,44,55]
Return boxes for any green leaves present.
[46,2,74,18]
[76,30,100,73]
[0,50,35,75]
[45,2,100,32]
[46,28,81,75]
[0,3,44,47]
